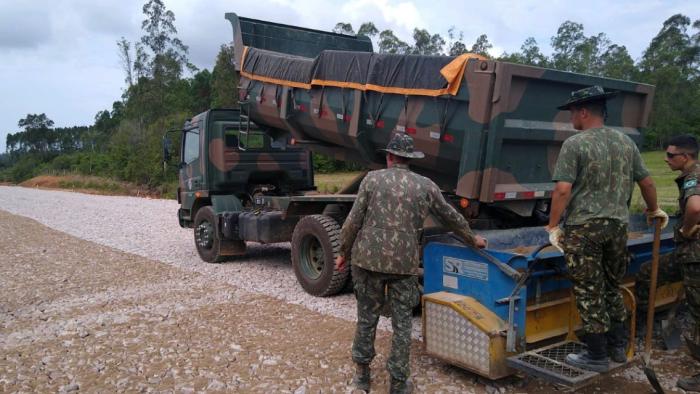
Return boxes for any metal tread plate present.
[506,340,614,390]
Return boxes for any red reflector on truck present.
[406,127,417,135]
[376,120,385,128]
[441,134,454,143]
[522,191,535,198]
[494,192,505,200]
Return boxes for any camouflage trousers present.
[636,253,700,326]
[563,219,630,334]
[351,265,420,382]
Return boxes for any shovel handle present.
[645,219,663,355]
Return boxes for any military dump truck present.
[163,13,682,389]
[167,12,654,296]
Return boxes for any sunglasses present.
[666,151,687,159]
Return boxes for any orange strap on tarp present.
[239,46,313,90]
[240,46,486,97]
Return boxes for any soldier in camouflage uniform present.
[545,86,666,372]
[642,135,700,391]
[335,133,486,393]
[634,254,680,313]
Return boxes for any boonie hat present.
[380,133,425,159]
[557,85,618,110]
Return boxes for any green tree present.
[470,34,492,58]
[551,21,610,74]
[378,29,410,54]
[447,27,468,56]
[332,22,354,35]
[18,113,54,130]
[211,44,239,109]
[410,28,445,55]
[117,37,134,88]
[519,37,548,66]
[17,114,56,154]
[358,22,378,38]
[122,0,196,123]
[639,14,700,75]
[598,44,635,79]
[638,14,700,148]
[189,69,212,114]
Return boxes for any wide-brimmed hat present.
[380,133,425,159]
[557,85,618,110]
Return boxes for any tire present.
[291,215,349,296]
[193,206,247,263]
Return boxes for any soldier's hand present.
[335,255,346,272]
[645,208,669,229]
[475,235,488,249]
[680,224,700,239]
[545,225,565,253]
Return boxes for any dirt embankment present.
[19,175,169,198]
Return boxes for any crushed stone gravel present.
[1,186,698,392]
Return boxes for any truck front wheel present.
[291,215,349,296]
[193,206,248,263]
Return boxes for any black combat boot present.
[565,333,610,372]
[351,363,370,392]
[606,321,627,363]
[389,378,413,394]
[678,373,700,391]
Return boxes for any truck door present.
[179,120,205,209]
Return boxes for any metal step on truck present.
[162,12,680,390]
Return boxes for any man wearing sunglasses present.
[545,85,666,372]
[657,135,700,391]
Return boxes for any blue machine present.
[421,215,676,384]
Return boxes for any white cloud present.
[0,3,52,49]
[341,0,424,38]
[1,0,699,153]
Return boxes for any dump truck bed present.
[226,13,654,220]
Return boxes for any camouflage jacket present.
[674,162,700,262]
[552,126,650,225]
[339,163,476,275]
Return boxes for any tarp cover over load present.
[240,46,485,96]
[241,47,316,89]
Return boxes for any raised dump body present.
[226,13,654,223]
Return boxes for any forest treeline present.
[1,0,698,192]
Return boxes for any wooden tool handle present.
[645,219,662,355]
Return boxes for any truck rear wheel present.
[193,206,246,263]
[291,215,349,296]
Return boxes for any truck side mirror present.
[162,136,172,163]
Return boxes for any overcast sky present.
[1,0,699,152]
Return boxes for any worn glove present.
[646,208,669,229]
[545,226,564,253]
[680,225,700,239]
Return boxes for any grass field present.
[17,152,680,209]
[631,151,678,213]
[315,152,680,214]
[314,171,363,193]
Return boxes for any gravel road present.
[0,186,362,325]
[0,186,696,393]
